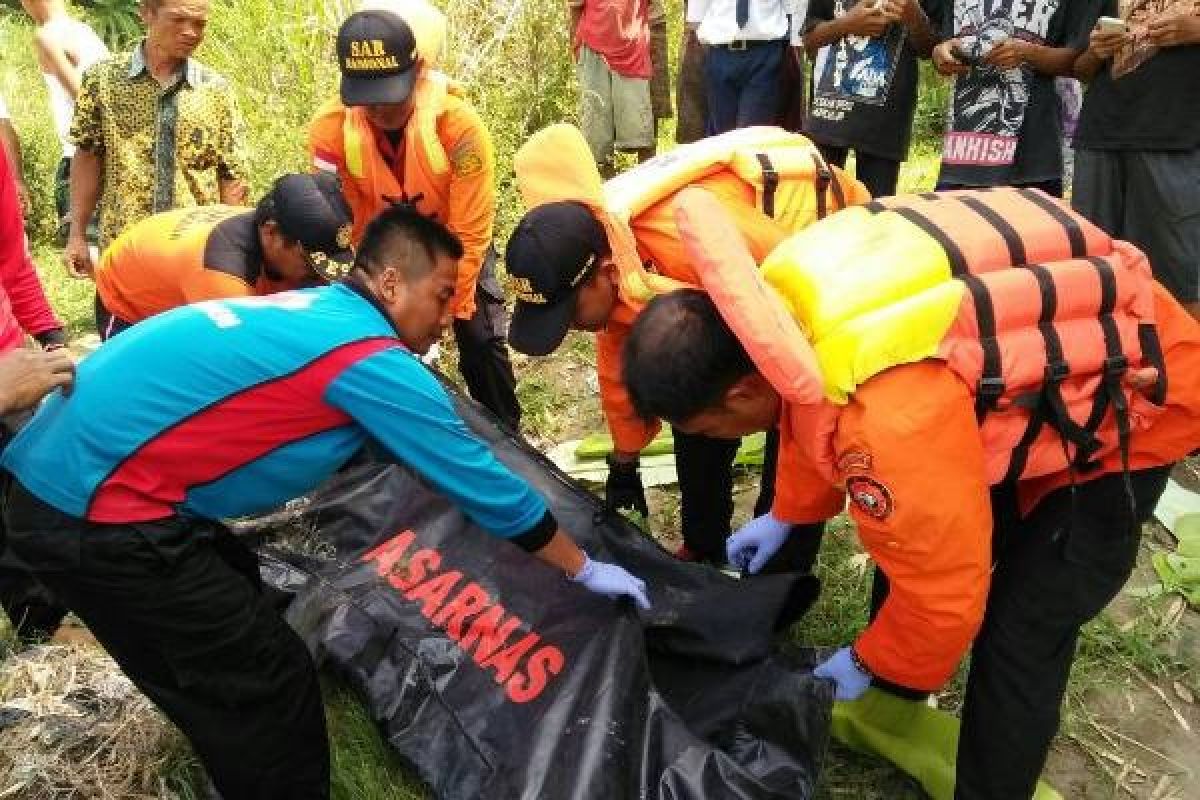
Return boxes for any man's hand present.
[1087,26,1132,60]
[814,646,872,701]
[726,513,791,574]
[605,454,649,520]
[841,0,891,38]
[1147,6,1200,48]
[0,348,75,413]
[64,232,94,279]
[933,39,972,75]
[984,37,1028,70]
[571,554,651,609]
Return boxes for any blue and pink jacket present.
[2,282,550,544]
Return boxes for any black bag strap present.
[809,152,831,220]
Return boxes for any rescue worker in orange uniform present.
[93,172,354,338]
[308,10,520,429]
[621,188,1200,800]
[504,123,867,568]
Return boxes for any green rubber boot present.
[831,689,1062,799]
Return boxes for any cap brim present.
[340,68,417,107]
[309,247,357,283]
[508,296,576,357]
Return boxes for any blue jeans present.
[704,39,785,134]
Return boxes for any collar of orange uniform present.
[513,124,694,319]
[341,68,460,184]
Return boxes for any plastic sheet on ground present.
[240,389,833,800]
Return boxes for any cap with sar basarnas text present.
[505,202,609,357]
[270,172,356,282]
[337,10,420,106]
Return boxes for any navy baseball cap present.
[270,172,356,281]
[338,11,420,107]
[505,202,609,357]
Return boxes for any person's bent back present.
[93,172,354,337]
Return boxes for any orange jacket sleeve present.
[834,361,993,692]
[181,269,255,305]
[596,322,661,454]
[770,409,846,524]
[439,100,495,320]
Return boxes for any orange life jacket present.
[515,123,869,311]
[309,71,463,243]
[673,187,1168,488]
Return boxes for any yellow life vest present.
[674,187,1167,486]
[513,124,867,309]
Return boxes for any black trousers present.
[94,292,133,341]
[864,467,1171,792]
[817,144,902,198]
[3,480,331,799]
[451,252,521,431]
[673,427,824,574]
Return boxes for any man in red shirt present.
[570,0,657,174]
[0,144,65,355]
[0,143,75,643]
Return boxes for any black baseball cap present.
[270,172,356,282]
[505,202,609,357]
[337,11,419,107]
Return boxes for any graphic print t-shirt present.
[1074,0,1200,151]
[938,0,1099,187]
[805,0,943,161]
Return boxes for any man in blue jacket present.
[1,204,648,800]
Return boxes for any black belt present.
[713,38,780,51]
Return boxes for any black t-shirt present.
[803,0,944,162]
[1074,0,1200,151]
[938,0,1100,187]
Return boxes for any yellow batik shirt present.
[70,43,248,248]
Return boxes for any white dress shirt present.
[687,0,807,45]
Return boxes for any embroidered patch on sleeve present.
[451,141,484,178]
[846,475,894,521]
[837,451,872,474]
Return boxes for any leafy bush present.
[1,0,946,248]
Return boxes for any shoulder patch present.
[846,475,894,521]
[837,450,872,474]
[450,139,484,178]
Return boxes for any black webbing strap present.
[1139,322,1168,405]
[1019,188,1087,258]
[919,192,941,201]
[958,194,1028,266]
[865,200,887,214]
[756,153,778,218]
[892,206,969,276]
[960,273,1004,422]
[1003,264,1064,481]
[828,159,847,209]
[810,152,831,220]
[1087,258,1138,512]
[1025,263,1105,466]
[1003,391,1046,484]
[1075,258,1125,463]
